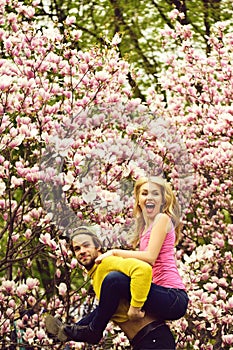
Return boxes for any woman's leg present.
[89,271,131,331]
[143,284,189,320]
[64,271,131,344]
[80,273,188,331]
[76,308,99,326]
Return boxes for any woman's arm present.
[96,213,170,265]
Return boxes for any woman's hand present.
[95,250,115,264]
[127,305,145,320]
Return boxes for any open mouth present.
[145,203,155,209]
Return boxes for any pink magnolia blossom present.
[95,71,111,82]
[27,295,37,306]
[111,33,122,46]
[70,257,78,269]
[26,259,32,268]
[1,280,16,294]
[16,284,28,297]
[226,296,233,309]
[10,175,24,188]
[0,180,6,196]
[204,282,217,292]
[36,328,46,341]
[72,29,82,41]
[12,233,20,242]
[65,16,76,25]
[8,299,16,308]
[222,334,233,345]
[39,233,57,250]
[56,269,61,278]
[23,328,35,344]
[17,5,35,18]
[6,308,14,319]
[39,233,52,245]
[26,277,39,290]
[24,229,32,239]
[16,319,24,329]
[57,282,67,296]
[1,319,10,335]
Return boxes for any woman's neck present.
[143,220,154,232]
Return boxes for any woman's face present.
[138,181,163,221]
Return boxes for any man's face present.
[72,234,100,270]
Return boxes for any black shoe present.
[45,315,68,342]
[64,324,102,344]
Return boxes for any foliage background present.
[0,0,232,349]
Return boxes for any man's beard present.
[79,258,95,271]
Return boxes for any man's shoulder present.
[100,255,151,269]
[100,255,121,264]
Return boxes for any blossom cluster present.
[148,19,233,349]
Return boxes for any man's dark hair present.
[70,226,104,252]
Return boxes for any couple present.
[45,176,189,349]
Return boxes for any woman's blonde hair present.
[131,176,182,247]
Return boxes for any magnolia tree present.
[0,1,232,349]
[147,11,233,349]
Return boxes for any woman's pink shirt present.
[139,224,186,290]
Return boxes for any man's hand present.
[95,250,115,264]
[127,306,145,320]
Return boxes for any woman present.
[96,176,188,321]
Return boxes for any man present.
[45,227,176,349]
